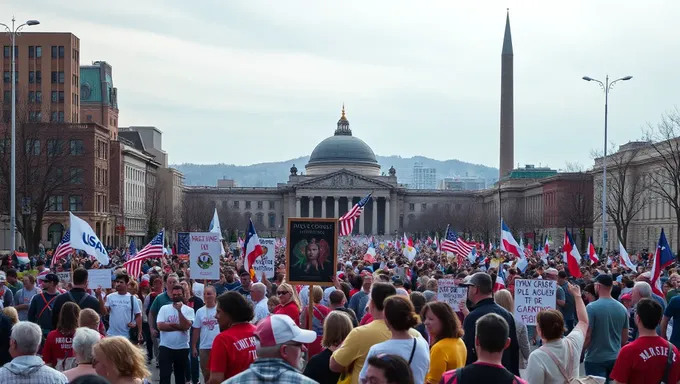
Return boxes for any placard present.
[178,232,190,255]
[286,218,338,286]
[189,232,221,281]
[57,272,71,284]
[513,279,557,325]
[253,238,275,279]
[88,268,112,289]
[437,278,468,312]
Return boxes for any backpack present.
[67,291,90,308]
[540,340,604,384]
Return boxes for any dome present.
[308,135,378,165]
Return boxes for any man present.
[661,285,680,347]
[330,282,421,384]
[14,275,41,321]
[329,289,358,327]
[0,272,14,308]
[224,267,242,291]
[460,272,520,375]
[0,321,67,383]
[440,313,527,384]
[51,268,101,330]
[104,273,143,342]
[637,272,667,307]
[237,271,253,302]
[157,284,195,384]
[583,274,629,379]
[251,282,269,324]
[632,281,662,337]
[545,268,566,321]
[5,269,23,295]
[192,285,220,383]
[557,270,576,334]
[223,314,317,384]
[150,273,180,341]
[348,273,372,321]
[611,298,680,384]
[27,273,60,340]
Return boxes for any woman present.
[43,301,80,371]
[360,296,430,384]
[409,291,429,340]
[364,354,415,384]
[495,289,531,369]
[92,336,151,384]
[79,308,104,338]
[525,283,588,384]
[421,301,466,383]
[303,311,353,384]
[2,306,18,324]
[267,295,280,314]
[274,282,301,325]
[300,285,331,358]
[63,327,100,382]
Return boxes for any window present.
[3,91,9,104]
[48,167,63,183]
[28,91,34,103]
[47,139,62,156]
[3,72,9,83]
[25,140,40,155]
[58,111,64,122]
[59,91,64,102]
[70,168,84,184]
[48,196,63,211]
[409,203,415,212]
[51,112,57,122]
[3,46,8,58]
[69,196,83,211]
[256,213,264,224]
[0,139,8,154]
[36,91,42,103]
[58,46,64,58]
[29,71,35,83]
[35,46,42,58]
[268,213,276,228]
[51,71,65,84]
[28,46,34,58]
[29,71,42,84]
[421,203,427,212]
[245,201,251,209]
[269,201,275,210]
[70,139,84,155]
[36,71,41,83]
[51,46,57,58]
[233,201,240,209]
[257,201,263,209]
[51,91,58,102]
[59,72,65,83]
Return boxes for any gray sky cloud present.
[7,0,680,170]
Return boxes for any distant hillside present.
[174,156,498,187]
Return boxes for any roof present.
[119,130,146,152]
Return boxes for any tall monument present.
[499,9,514,179]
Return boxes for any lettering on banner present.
[253,238,275,278]
[437,279,468,312]
[513,279,557,325]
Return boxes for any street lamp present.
[0,17,40,252]
[582,74,633,256]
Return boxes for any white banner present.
[190,232,221,281]
[69,212,110,265]
[88,268,112,289]
[513,279,557,325]
[437,278,467,312]
[56,272,71,284]
[253,238,275,279]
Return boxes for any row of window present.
[95,167,108,187]
[4,139,84,156]
[2,71,64,84]
[47,195,83,211]
[231,200,276,210]
[244,212,277,228]
[4,45,79,60]
[408,202,462,212]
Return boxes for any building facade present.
[439,176,487,191]
[411,163,437,190]
[80,61,119,139]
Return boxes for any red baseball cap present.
[255,315,316,347]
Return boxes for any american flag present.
[51,230,72,267]
[339,193,372,236]
[124,229,165,279]
[126,238,137,261]
[441,225,474,256]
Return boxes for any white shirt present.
[360,337,430,384]
[192,282,204,302]
[299,286,309,308]
[525,325,586,384]
[253,298,269,324]
[192,305,219,350]
[158,302,195,349]
[105,292,141,337]
[322,287,336,307]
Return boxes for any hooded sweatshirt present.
[0,355,68,383]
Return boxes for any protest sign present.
[513,279,557,325]
[56,272,71,284]
[189,232,221,280]
[437,278,468,312]
[253,238,275,279]
[88,268,112,289]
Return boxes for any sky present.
[6,0,680,170]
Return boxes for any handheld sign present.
[253,238,276,279]
[437,278,468,312]
[513,279,557,325]
[190,232,221,281]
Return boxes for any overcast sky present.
[8,0,680,170]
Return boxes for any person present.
[14,274,40,321]
[223,314,318,384]
[181,280,202,384]
[410,291,429,340]
[3,306,18,324]
[251,282,270,324]
[237,271,253,302]
[525,282,588,384]
[42,302,80,370]
[421,301,466,383]
[149,273,179,351]
[303,311,353,384]
[63,327,100,382]
[69,374,112,384]
[300,285,331,358]
[208,291,257,384]
[348,273,372,321]
[274,282,302,325]
[78,308,104,337]
[5,269,23,295]
[0,271,15,308]
[611,298,680,384]
[460,272,520,375]
[27,272,60,343]
[51,268,101,331]
[156,284,195,384]
[191,285,220,383]
[330,282,422,384]
[440,313,527,383]
[359,295,430,384]
[557,271,576,334]
[583,274,629,380]
[329,289,358,327]
[104,273,143,343]
[92,336,152,384]
[0,321,68,383]
[364,355,415,384]
[495,289,530,369]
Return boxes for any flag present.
[500,219,522,258]
[244,219,264,275]
[619,241,637,271]
[69,212,110,265]
[339,193,372,236]
[403,233,417,261]
[489,241,494,251]
[434,235,440,253]
[587,236,598,264]
[456,237,475,259]
[524,243,533,258]
[364,247,376,263]
[441,225,457,253]
[51,230,72,266]
[494,267,506,291]
[209,208,226,257]
[15,252,29,265]
[544,237,550,255]
[651,229,674,297]
[127,238,137,261]
[124,229,165,278]
[563,229,582,277]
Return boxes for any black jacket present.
[0,313,12,365]
[51,288,101,330]
[462,298,520,376]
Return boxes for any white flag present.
[619,241,637,271]
[208,208,226,257]
[69,212,110,265]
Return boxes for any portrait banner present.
[286,218,338,286]
[189,232,221,281]
[253,238,276,279]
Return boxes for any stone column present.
[347,197,352,214]
[321,196,327,218]
[334,198,339,218]
[295,197,301,217]
[308,197,314,218]
[372,197,378,235]
[385,197,390,234]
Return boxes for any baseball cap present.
[255,314,316,347]
[460,272,493,291]
[38,273,60,284]
[545,268,559,276]
[620,293,632,301]
[595,274,613,287]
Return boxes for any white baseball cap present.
[255,314,316,347]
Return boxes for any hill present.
[173,156,498,187]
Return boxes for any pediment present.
[295,170,392,190]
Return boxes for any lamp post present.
[582,74,633,255]
[0,17,40,252]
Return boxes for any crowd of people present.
[0,234,678,384]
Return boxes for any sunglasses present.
[277,291,289,296]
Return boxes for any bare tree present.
[180,193,213,231]
[644,109,680,250]
[146,172,164,237]
[557,167,598,251]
